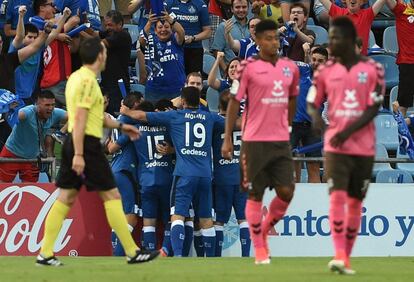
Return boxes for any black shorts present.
[324,152,374,200]
[56,134,116,191]
[290,121,322,157]
[240,141,295,195]
[397,64,414,108]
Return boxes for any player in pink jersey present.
[221,19,299,265]
[307,17,385,275]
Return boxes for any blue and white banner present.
[220,184,414,257]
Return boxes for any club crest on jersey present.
[358,72,368,84]
[282,67,292,77]
[342,89,359,109]
[188,5,196,13]
[408,15,414,23]
[272,80,284,97]
[167,41,171,46]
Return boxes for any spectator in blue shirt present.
[54,0,101,30]
[4,0,35,38]
[0,90,67,183]
[141,12,185,103]
[212,0,250,68]
[208,51,241,93]
[225,17,261,59]
[165,0,211,74]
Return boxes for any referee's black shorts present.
[56,134,116,191]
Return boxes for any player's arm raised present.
[103,114,141,141]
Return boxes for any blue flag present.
[393,110,414,159]
[0,89,24,127]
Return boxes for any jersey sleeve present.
[392,2,405,16]
[234,60,250,102]
[306,65,326,109]
[116,133,130,147]
[239,39,248,59]
[368,62,386,106]
[290,63,300,97]
[329,4,347,17]
[76,78,97,109]
[52,108,67,124]
[146,111,174,126]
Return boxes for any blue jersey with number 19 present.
[146,109,222,178]
[212,114,242,186]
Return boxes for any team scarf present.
[393,110,414,159]
[0,89,25,127]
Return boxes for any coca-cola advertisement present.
[0,183,112,256]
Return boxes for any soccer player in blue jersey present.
[107,93,143,256]
[212,90,250,257]
[121,86,224,257]
[291,44,328,183]
[122,101,175,255]
[164,0,211,74]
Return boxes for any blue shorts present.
[114,171,140,215]
[141,185,171,223]
[214,185,247,223]
[171,176,213,219]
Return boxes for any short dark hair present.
[255,20,279,37]
[105,10,124,26]
[34,0,48,15]
[25,24,39,36]
[312,47,328,59]
[123,92,143,109]
[186,72,202,82]
[290,2,308,17]
[155,99,175,111]
[37,90,55,100]
[181,87,200,108]
[130,91,143,101]
[79,37,104,64]
[219,89,231,111]
[330,16,357,44]
[137,101,155,112]
[231,0,248,8]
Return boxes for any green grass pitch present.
[1,257,414,282]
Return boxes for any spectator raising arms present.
[319,0,387,55]
[141,11,185,103]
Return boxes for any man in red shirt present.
[307,17,385,275]
[386,0,414,116]
[319,0,386,55]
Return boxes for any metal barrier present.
[0,157,57,182]
[293,157,414,163]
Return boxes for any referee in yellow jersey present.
[36,37,160,266]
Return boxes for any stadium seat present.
[373,143,393,177]
[375,169,413,183]
[369,29,376,48]
[307,17,315,26]
[396,147,414,175]
[306,25,329,45]
[383,26,398,55]
[370,0,396,28]
[124,24,140,44]
[203,53,220,78]
[375,114,399,150]
[130,83,146,94]
[389,86,398,111]
[206,87,219,112]
[370,54,399,89]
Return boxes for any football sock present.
[104,199,137,258]
[40,200,70,258]
[193,230,204,257]
[214,225,224,257]
[170,220,185,257]
[162,222,172,256]
[245,200,264,250]
[346,197,363,263]
[143,226,156,251]
[201,227,216,257]
[111,224,133,256]
[329,191,347,260]
[182,221,194,257]
[262,197,289,234]
[239,221,251,257]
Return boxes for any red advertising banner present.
[0,183,112,256]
